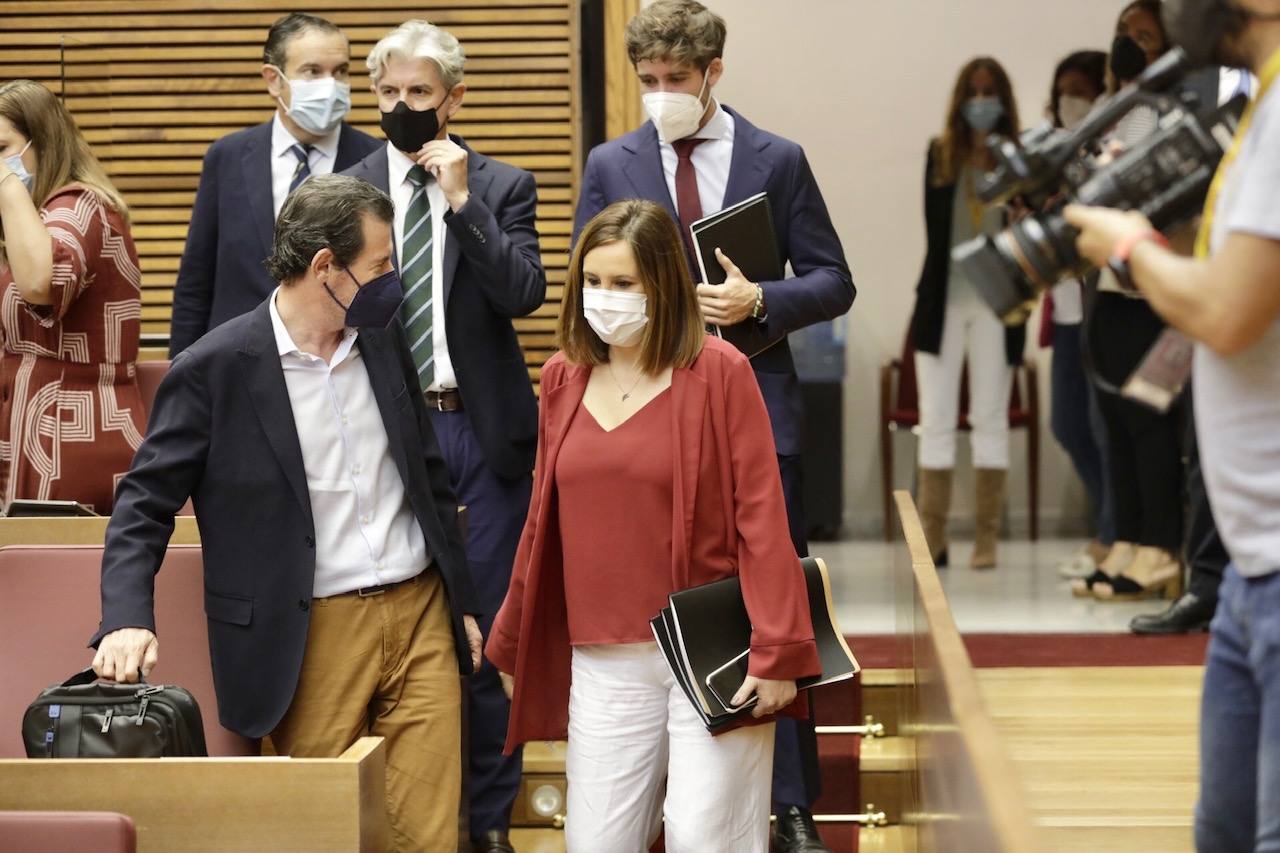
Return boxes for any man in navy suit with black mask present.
[168,12,381,356]
[342,19,545,853]
[572,2,854,850]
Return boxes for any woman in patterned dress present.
[0,80,145,513]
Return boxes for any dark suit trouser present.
[428,409,532,837]
[1183,393,1229,602]
[772,452,823,810]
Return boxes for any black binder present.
[4,499,99,518]
[690,192,786,358]
[649,556,859,731]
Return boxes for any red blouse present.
[556,389,673,645]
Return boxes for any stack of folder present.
[650,556,859,731]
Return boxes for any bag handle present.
[60,667,147,687]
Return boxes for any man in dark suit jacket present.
[341,20,545,853]
[571,3,853,850]
[168,12,382,356]
[93,176,481,850]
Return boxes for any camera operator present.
[1065,2,1280,848]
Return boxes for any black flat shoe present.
[1130,592,1217,634]
[773,805,830,853]
[472,830,515,853]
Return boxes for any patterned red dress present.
[0,184,146,513]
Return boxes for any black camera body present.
[953,49,1246,324]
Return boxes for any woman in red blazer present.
[487,199,820,852]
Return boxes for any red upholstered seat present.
[879,332,1040,541]
[0,811,136,853]
[0,544,257,758]
[135,359,169,418]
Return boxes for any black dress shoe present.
[472,830,515,853]
[773,805,830,853]
[1129,592,1217,635]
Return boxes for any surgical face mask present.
[962,96,1004,133]
[380,97,448,154]
[582,287,648,347]
[1058,95,1095,130]
[3,140,33,192]
[642,72,710,144]
[274,70,351,136]
[325,267,406,329]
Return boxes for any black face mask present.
[1110,34,1150,82]
[380,98,445,154]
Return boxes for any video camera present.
[953,49,1246,324]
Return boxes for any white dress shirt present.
[387,142,456,391]
[660,99,735,221]
[268,289,429,598]
[270,112,341,219]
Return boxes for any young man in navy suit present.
[168,12,382,356]
[572,2,854,850]
[342,20,545,853]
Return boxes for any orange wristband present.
[1112,228,1169,264]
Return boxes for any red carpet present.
[843,631,1210,669]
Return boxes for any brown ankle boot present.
[971,468,1007,569]
[917,467,953,566]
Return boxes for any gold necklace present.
[606,361,644,401]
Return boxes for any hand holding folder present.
[650,556,859,731]
[690,192,787,358]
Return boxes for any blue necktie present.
[288,143,314,194]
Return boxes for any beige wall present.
[684,0,1133,535]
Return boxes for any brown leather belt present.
[424,388,463,412]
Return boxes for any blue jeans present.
[1197,564,1280,852]
[1050,323,1115,543]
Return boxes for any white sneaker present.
[1056,548,1098,579]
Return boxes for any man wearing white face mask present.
[571,3,853,850]
[168,12,381,357]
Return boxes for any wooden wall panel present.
[0,0,580,377]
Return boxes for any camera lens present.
[951,235,1037,324]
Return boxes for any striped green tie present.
[401,165,435,390]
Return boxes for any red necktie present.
[672,138,708,272]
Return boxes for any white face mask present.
[642,72,711,145]
[274,70,351,136]
[1058,95,1095,130]
[582,287,648,347]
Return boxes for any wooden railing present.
[889,489,1040,852]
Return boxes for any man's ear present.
[445,84,467,120]
[705,57,724,90]
[310,246,336,282]
[263,64,286,101]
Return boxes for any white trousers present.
[564,643,775,853]
[915,295,1013,470]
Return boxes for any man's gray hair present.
[367,20,466,90]
[264,175,394,284]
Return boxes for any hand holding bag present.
[22,668,208,758]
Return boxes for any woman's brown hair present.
[933,57,1019,188]
[559,199,704,374]
[0,79,129,227]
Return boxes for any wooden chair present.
[879,334,1039,542]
